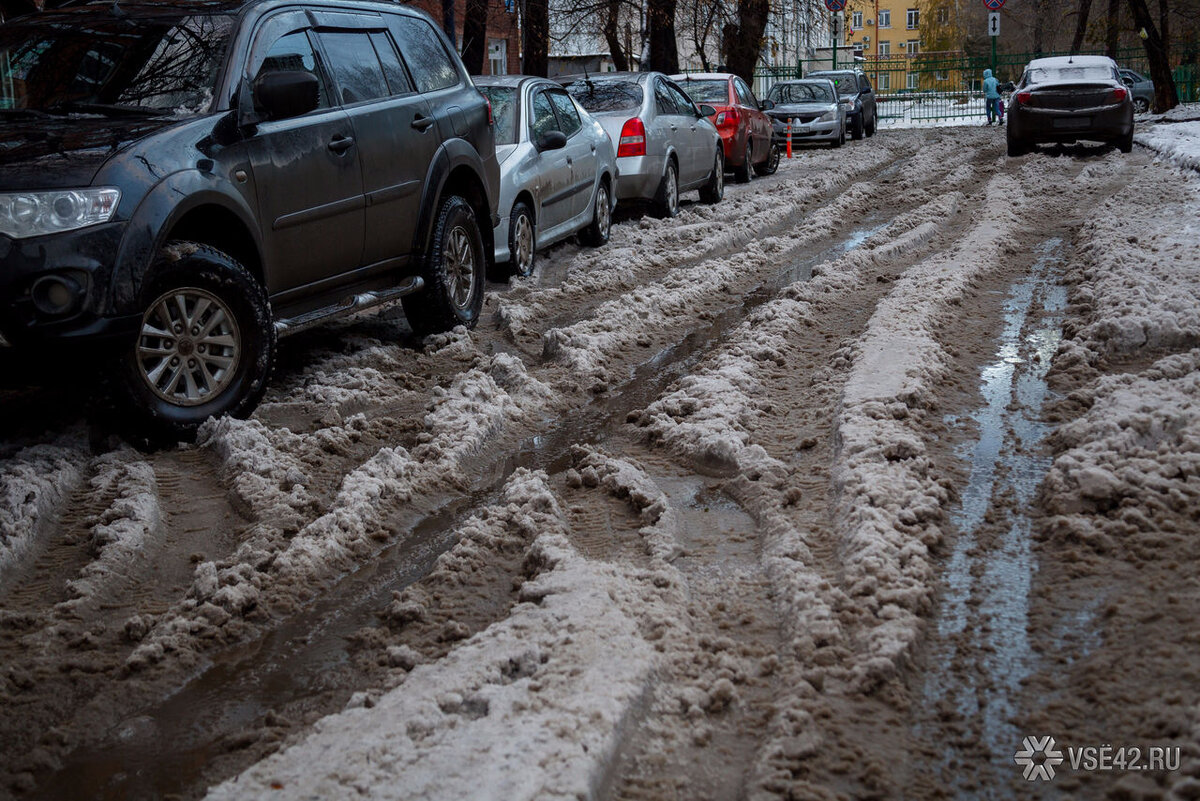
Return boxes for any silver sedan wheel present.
[666,163,678,215]
[596,184,611,238]
[445,224,477,310]
[512,212,535,276]
[137,287,240,407]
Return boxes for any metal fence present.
[749,44,1199,122]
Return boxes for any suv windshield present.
[563,79,642,113]
[476,85,517,145]
[769,82,834,104]
[678,79,727,104]
[0,13,235,116]
[808,73,857,98]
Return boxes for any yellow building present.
[842,0,965,93]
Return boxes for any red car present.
[672,72,777,181]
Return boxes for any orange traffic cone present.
[786,122,792,158]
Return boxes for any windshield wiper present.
[46,101,172,117]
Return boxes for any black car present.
[1006,55,1134,157]
[0,0,499,440]
[805,69,877,140]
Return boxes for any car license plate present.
[1052,116,1091,129]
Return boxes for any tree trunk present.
[1105,0,1120,56]
[442,0,456,48]
[1071,0,1093,52]
[604,0,629,72]
[460,0,489,74]
[1126,0,1178,111]
[724,0,769,85]
[647,0,679,74]
[522,0,549,76]
[1032,0,1046,54]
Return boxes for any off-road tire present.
[754,145,781,176]
[652,159,680,218]
[115,241,275,444]
[865,112,876,136]
[508,200,536,278]
[851,113,865,140]
[699,150,724,204]
[580,179,612,247]
[402,194,486,335]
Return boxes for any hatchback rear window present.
[563,80,642,112]
[678,80,728,104]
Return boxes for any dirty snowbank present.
[0,437,86,577]
[1135,120,1200,172]
[128,349,557,670]
[204,470,658,801]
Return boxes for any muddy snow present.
[2,122,1200,801]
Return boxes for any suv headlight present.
[0,188,121,239]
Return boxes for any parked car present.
[0,0,499,441]
[805,69,877,139]
[1007,55,1134,156]
[763,79,846,149]
[671,72,776,181]
[474,76,616,278]
[561,72,724,217]
[1118,68,1155,113]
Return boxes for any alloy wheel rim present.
[446,225,476,310]
[137,287,241,407]
[597,186,610,237]
[667,165,678,213]
[514,213,534,275]
[715,156,724,195]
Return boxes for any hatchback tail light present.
[1110,86,1128,103]
[715,108,740,128]
[617,117,646,157]
[1015,90,1032,105]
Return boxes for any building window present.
[878,9,891,27]
[907,71,919,89]
[936,7,949,23]
[905,39,919,54]
[935,70,947,81]
[878,40,890,55]
[852,10,863,27]
[906,8,919,28]
[488,38,507,75]
[878,72,890,90]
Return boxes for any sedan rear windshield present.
[0,13,234,116]
[477,85,517,145]
[1027,65,1116,84]
[678,79,728,104]
[769,82,834,104]
[563,80,642,113]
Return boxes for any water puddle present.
[37,215,891,801]
[922,238,1069,797]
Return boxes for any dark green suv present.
[0,0,499,440]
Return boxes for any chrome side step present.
[273,276,424,338]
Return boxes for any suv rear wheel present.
[117,242,275,443]
[403,195,485,335]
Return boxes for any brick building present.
[403,0,523,75]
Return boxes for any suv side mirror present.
[698,104,717,117]
[759,99,775,110]
[254,70,320,121]
[536,130,567,151]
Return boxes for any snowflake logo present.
[1014,736,1064,781]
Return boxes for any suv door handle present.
[328,135,355,155]
[412,114,435,132]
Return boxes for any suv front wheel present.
[117,242,275,443]
[403,195,486,335]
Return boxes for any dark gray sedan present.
[1119,68,1155,113]
[1007,55,1134,157]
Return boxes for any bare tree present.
[460,0,490,74]
[723,0,769,83]
[1106,0,1121,55]
[648,0,681,72]
[523,0,550,75]
[1127,0,1178,110]
[603,0,632,70]
[1070,0,1093,51]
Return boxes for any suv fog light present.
[31,274,84,316]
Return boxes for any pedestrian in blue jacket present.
[983,69,1001,125]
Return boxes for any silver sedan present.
[475,76,617,278]
[559,72,725,218]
